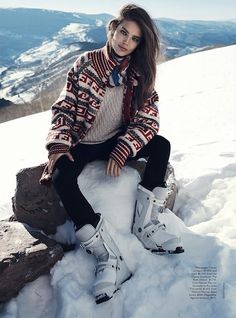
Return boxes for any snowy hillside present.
[1,8,236,107]
[0,45,236,318]
[0,8,111,105]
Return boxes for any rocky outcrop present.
[0,221,64,303]
[12,164,68,235]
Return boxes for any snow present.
[0,66,7,75]
[2,69,34,83]
[16,23,92,66]
[96,19,104,27]
[1,69,35,103]
[0,111,50,216]
[17,41,60,64]
[58,23,93,42]
[16,23,91,65]
[1,45,236,317]
[1,21,94,103]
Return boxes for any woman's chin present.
[113,47,128,57]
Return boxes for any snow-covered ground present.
[0,45,236,318]
[1,22,94,104]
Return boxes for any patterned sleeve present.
[45,56,84,152]
[110,90,160,168]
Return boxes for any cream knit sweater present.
[81,85,124,144]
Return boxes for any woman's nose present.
[123,36,130,45]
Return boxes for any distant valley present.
[0,8,236,122]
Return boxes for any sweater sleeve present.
[110,90,160,168]
[45,56,84,151]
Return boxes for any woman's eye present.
[120,29,127,36]
[133,37,140,43]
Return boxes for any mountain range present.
[0,8,236,120]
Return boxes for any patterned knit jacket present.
[46,44,160,168]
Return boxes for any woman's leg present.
[51,134,120,229]
[134,135,171,191]
[51,134,131,303]
[52,154,100,229]
[132,135,184,253]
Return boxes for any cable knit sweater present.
[46,44,160,168]
[81,85,124,144]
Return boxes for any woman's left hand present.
[106,158,122,177]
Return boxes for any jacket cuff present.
[48,144,70,157]
[110,142,131,168]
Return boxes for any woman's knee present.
[51,157,79,190]
[52,168,73,188]
[151,135,171,154]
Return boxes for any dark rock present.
[12,164,68,235]
[164,163,178,211]
[0,98,12,108]
[0,221,64,303]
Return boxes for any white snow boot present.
[132,185,184,254]
[75,215,131,304]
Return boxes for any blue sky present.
[0,0,236,20]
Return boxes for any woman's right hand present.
[39,152,74,185]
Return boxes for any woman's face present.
[111,20,142,57]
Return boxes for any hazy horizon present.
[0,0,236,21]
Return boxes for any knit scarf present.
[107,48,131,87]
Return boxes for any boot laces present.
[156,220,166,230]
[152,217,166,231]
[153,205,165,214]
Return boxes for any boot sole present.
[150,246,184,254]
[95,273,132,304]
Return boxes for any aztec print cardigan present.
[46,44,160,168]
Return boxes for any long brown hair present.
[107,4,160,109]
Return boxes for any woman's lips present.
[118,45,128,52]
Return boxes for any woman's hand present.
[106,158,122,177]
[40,152,74,184]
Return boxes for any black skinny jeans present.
[52,134,170,229]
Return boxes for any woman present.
[40,4,184,304]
